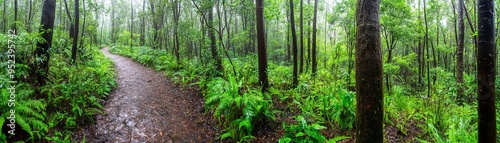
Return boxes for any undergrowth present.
[0,32,116,142]
[108,44,499,142]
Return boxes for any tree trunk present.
[209,0,223,74]
[13,0,17,31]
[130,0,133,49]
[289,0,298,87]
[63,0,73,38]
[476,0,496,141]
[424,0,431,98]
[456,0,465,102]
[2,0,6,33]
[71,0,79,63]
[311,0,318,75]
[79,0,85,49]
[27,0,33,32]
[34,0,56,86]
[140,0,145,46]
[299,0,304,74]
[111,0,115,42]
[256,0,269,92]
[355,0,383,142]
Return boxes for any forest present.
[0,0,499,142]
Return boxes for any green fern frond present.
[15,114,34,137]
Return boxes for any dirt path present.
[73,47,217,143]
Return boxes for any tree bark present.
[256,0,269,92]
[34,0,56,86]
[355,0,383,142]
[71,0,79,63]
[311,0,318,75]
[299,0,304,74]
[209,0,223,74]
[289,0,298,87]
[13,0,17,32]
[140,0,145,46]
[476,0,497,142]
[130,0,133,49]
[456,0,465,102]
[79,0,85,49]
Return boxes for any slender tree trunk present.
[456,0,465,102]
[130,0,133,49]
[79,0,86,49]
[256,0,269,92]
[111,0,115,42]
[63,0,73,38]
[286,5,291,62]
[355,0,383,142]
[299,0,304,74]
[140,0,145,46]
[311,0,318,75]
[13,0,17,32]
[34,0,56,86]
[424,0,431,98]
[71,0,79,63]
[150,1,158,48]
[27,0,33,32]
[289,0,298,87]
[2,0,6,33]
[209,0,223,74]
[476,0,496,142]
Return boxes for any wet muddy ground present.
[72,47,218,143]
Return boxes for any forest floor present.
[72,47,218,142]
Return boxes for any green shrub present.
[278,116,327,143]
[205,75,275,142]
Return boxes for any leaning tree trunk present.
[355,0,383,142]
[476,0,496,142]
[256,0,269,92]
[34,0,56,86]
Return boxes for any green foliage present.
[278,116,327,143]
[42,45,116,130]
[206,75,275,142]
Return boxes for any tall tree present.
[140,0,145,46]
[289,0,298,86]
[13,0,18,31]
[130,0,133,49]
[34,0,56,86]
[355,0,383,142]
[172,0,180,64]
[256,0,269,92]
[27,0,33,32]
[311,0,318,75]
[299,0,304,73]
[63,0,73,38]
[476,0,496,141]
[2,0,6,33]
[71,0,79,63]
[456,0,465,102]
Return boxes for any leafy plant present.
[205,75,275,142]
[279,116,327,143]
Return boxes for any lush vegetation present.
[108,44,500,142]
[1,0,499,142]
[0,31,115,142]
